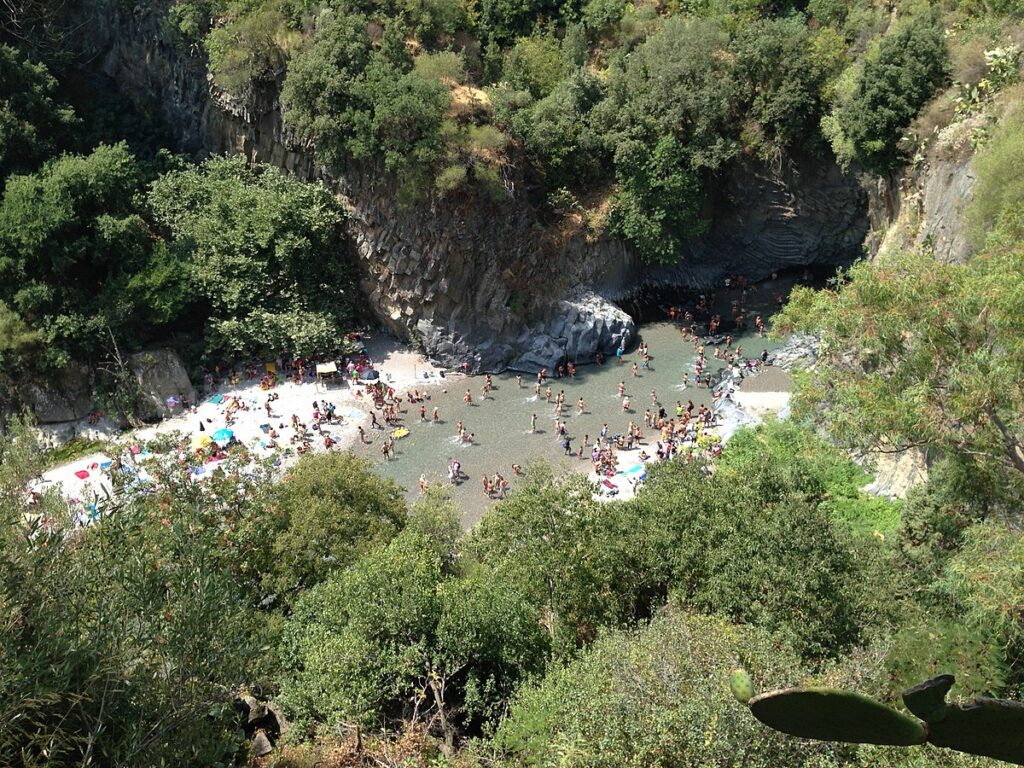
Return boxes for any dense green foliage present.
[2,0,1024,765]
[148,155,356,359]
[493,608,845,767]
[826,10,950,173]
[196,0,975,263]
[0,143,152,370]
[1,406,1021,765]
[969,103,1024,245]
[267,451,407,599]
[0,43,76,179]
[0,146,357,377]
[0,425,275,765]
[722,421,902,536]
[279,492,549,746]
[776,246,1024,487]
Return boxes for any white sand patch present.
[39,334,447,507]
[732,389,791,421]
[36,452,116,506]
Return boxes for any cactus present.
[730,669,754,703]
[902,674,954,723]
[928,697,1024,765]
[748,688,926,746]
[732,672,1024,765]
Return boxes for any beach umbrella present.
[360,368,379,381]
[211,428,234,445]
[191,434,213,451]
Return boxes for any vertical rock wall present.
[867,114,983,265]
[76,1,872,371]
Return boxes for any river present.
[350,273,810,526]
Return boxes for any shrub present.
[968,103,1024,244]
[267,452,407,599]
[494,606,836,767]
[833,10,950,172]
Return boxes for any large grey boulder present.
[861,448,929,500]
[509,292,634,372]
[128,349,196,418]
[20,362,94,424]
[251,730,273,757]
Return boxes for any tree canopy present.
[775,248,1024,487]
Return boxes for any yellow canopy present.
[191,434,213,450]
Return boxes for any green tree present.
[512,68,605,189]
[503,29,573,99]
[945,520,1024,678]
[268,451,407,599]
[608,135,708,264]
[731,16,835,155]
[774,248,1024,487]
[0,43,77,180]
[493,606,838,767]
[633,455,892,660]
[351,59,450,195]
[0,142,153,368]
[206,1,298,95]
[468,465,663,656]
[595,16,738,262]
[0,446,274,765]
[282,11,450,193]
[832,11,949,173]
[279,496,548,746]
[148,154,355,360]
[0,300,40,372]
[720,421,901,537]
[478,0,559,44]
[280,8,373,167]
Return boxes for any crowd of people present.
[181,274,781,504]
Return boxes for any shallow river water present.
[351,294,787,526]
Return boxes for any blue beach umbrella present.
[211,428,235,445]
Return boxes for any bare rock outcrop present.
[128,349,196,418]
[76,1,869,371]
[20,362,94,424]
[869,113,983,264]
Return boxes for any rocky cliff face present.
[77,1,870,371]
[866,113,982,264]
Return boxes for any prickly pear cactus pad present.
[927,698,1024,765]
[748,689,927,746]
[730,669,755,703]
[902,674,955,723]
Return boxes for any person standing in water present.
[531,413,537,433]
[432,406,439,423]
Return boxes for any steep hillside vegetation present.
[2,3,1024,765]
